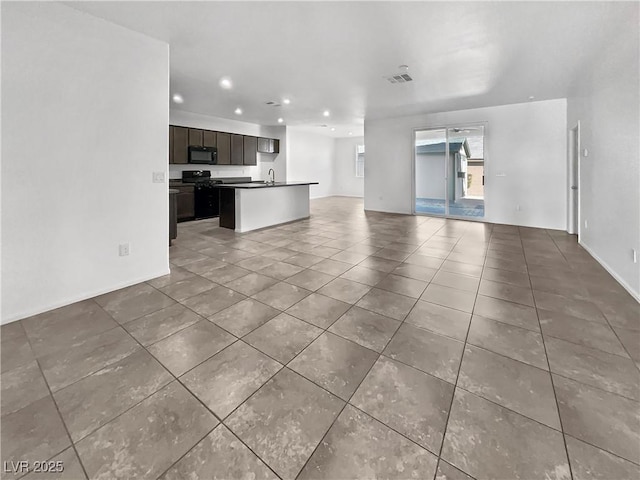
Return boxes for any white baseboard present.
[1,268,171,324]
[364,207,411,216]
[579,241,640,302]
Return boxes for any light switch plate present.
[152,171,166,183]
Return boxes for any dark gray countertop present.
[215,181,318,189]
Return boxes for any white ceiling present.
[67,1,636,137]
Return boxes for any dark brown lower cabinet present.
[174,185,194,221]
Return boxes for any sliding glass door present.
[414,125,485,219]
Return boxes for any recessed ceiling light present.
[330,127,335,132]
[283,98,291,105]
[277,118,284,123]
[323,110,330,117]
[219,77,233,89]
[528,95,535,100]
[234,107,242,115]
[348,131,353,136]
[172,94,184,104]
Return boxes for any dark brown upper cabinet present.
[243,136,257,166]
[272,139,280,154]
[231,134,244,165]
[188,128,203,146]
[171,126,189,164]
[203,130,217,148]
[169,125,174,163]
[217,132,231,165]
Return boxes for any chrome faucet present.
[268,168,275,184]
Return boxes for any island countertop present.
[215,181,318,189]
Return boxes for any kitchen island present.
[217,182,318,232]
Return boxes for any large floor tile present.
[533,290,606,323]
[614,326,640,365]
[1,396,71,476]
[439,260,483,278]
[181,341,281,418]
[54,349,172,441]
[286,293,352,329]
[1,332,35,374]
[147,266,196,289]
[383,323,464,383]
[478,279,534,307]
[224,272,279,296]
[374,274,428,298]
[554,374,640,464]
[285,252,325,268]
[21,300,118,358]
[318,278,372,304]
[565,434,640,480]
[181,285,246,317]
[161,425,277,480]
[358,256,400,273]
[404,301,471,341]
[351,356,453,452]
[95,283,175,324]
[467,315,548,369]
[539,308,627,356]
[441,389,570,480]
[545,336,640,400]
[1,361,49,417]
[76,381,217,479]
[148,320,235,376]
[226,368,344,479]
[252,281,312,310]
[392,263,437,282]
[458,345,560,428]
[209,298,280,336]
[244,313,322,363]
[432,270,480,293]
[286,269,335,291]
[356,288,416,321]
[298,405,438,480]
[473,294,540,331]
[435,460,474,480]
[289,332,378,400]
[340,265,388,286]
[329,306,400,352]
[481,266,530,288]
[257,260,305,280]
[22,447,87,480]
[159,275,217,301]
[309,258,353,276]
[200,263,252,284]
[123,303,202,346]
[421,284,476,313]
[39,327,139,392]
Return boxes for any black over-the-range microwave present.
[188,146,218,164]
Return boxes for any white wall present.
[287,128,335,199]
[1,2,170,323]
[333,136,365,197]
[567,10,640,298]
[169,110,286,182]
[364,99,568,229]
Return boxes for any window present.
[355,144,365,177]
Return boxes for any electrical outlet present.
[584,220,588,229]
[152,172,166,183]
[633,249,637,264]
[516,204,521,211]
[119,243,130,257]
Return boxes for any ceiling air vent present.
[386,73,413,84]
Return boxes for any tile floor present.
[2,197,639,480]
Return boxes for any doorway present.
[568,123,580,236]
[413,125,485,219]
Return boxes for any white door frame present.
[567,122,581,237]
[412,122,488,221]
